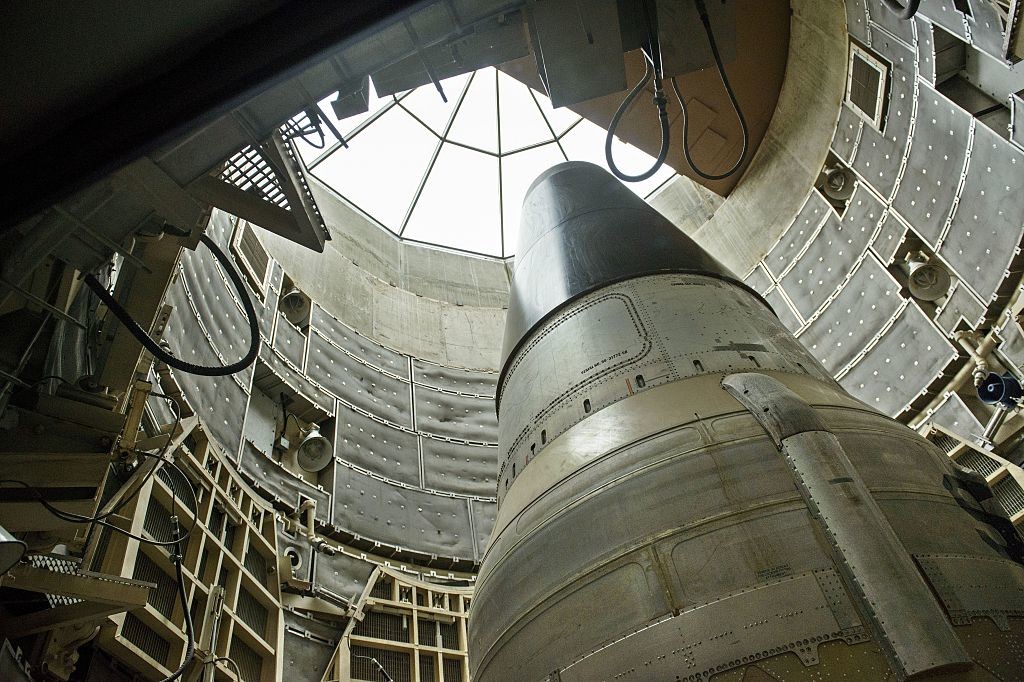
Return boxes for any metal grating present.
[230,637,263,682]
[244,546,268,580]
[370,577,393,600]
[438,621,459,650]
[144,499,175,545]
[418,618,436,647]
[209,507,226,541]
[353,610,410,643]
[956,449,1002,478]
[122,612,170,666]
[443,656,464,682]
[993,475,1024,517]
[847,44,888,128]
[419,653,436,681]
[236,587,269,638]
[232,221,271,293]
[221,146,290,210]
[198,549,213,583]
[223,522,238,552]
[132,552,178,619]
[351,645,411,682]
[932,433,962,454]
[26,554,83,607]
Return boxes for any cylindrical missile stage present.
[468,162,1024,681]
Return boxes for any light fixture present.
[0,524,26,575]
[821,165,856,202]
[905,251,951,302]
[280,287,311,326]
[296,423,333,472]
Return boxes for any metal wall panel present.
[781,185,881,319]
[275,314,307,370]
[965,0,1007,58]
[421,436,498,497]
[892,83,972,246]
[1012,91,1024,151]
[796,256,903,374]
[412,359,497,397]
[831,105,864,164]
[850,41,915,200]
[867,0,916,47]
[178,250,254,389]
[308,329,413,428]
[938,123,1024,303]
[764,192,831,279]
[311,304,410,379]
[842,303,957,415]
[847,0,871,45]
[283,612,343,682]
[765,287,802,333]
[928,392,985,437]
[997,318,1024,374]
[256,344,335,414]
[163,280,249,458]
[313,550,376,603]
[471,498,496,560]
[742,263,773,295]
[337,404,421,487]
[934,281,986,334]
[916,16,937,83]
[238,441,331,512]
[413,385,498,443]
[922,0,970,39]
[333,465,476,560]
[872,211,909,264]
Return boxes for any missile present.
[468,162,1024,681]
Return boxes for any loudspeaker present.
[978,372,1023,408]
[906,253,951,302]
[280,287,311,326]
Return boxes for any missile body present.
[468,162,1024,680]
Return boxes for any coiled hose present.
[85,232,259,377]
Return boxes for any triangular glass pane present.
[399,72,471,135]
[500,143,567,256]
[533,87,583,136]
[293,81,397,165]
[446,70,499,153]
[310,107,438,232]
[559,118,676,198]
[404,143,501,256]
[497,72,556,153]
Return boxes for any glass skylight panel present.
[310,106,438,231]
[447,71,499,153]
[497,73,557,152]
[403,144,501,256]
[398,72,470,135]
[296,82,399,165]
[296,66,674,258]
[500,143,568,254]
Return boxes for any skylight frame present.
[297,67,677,260]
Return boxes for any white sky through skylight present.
[296,67,676,258]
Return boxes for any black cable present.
[212,657,244,681]
[670,1,749,181]
[881,0,921,19]
[0,394,183,531]
[84,233,260,377]
[159,516,196,682]
[605,0,671,184]
[0,393,199,548]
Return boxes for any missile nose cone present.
[502,161,743,390]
